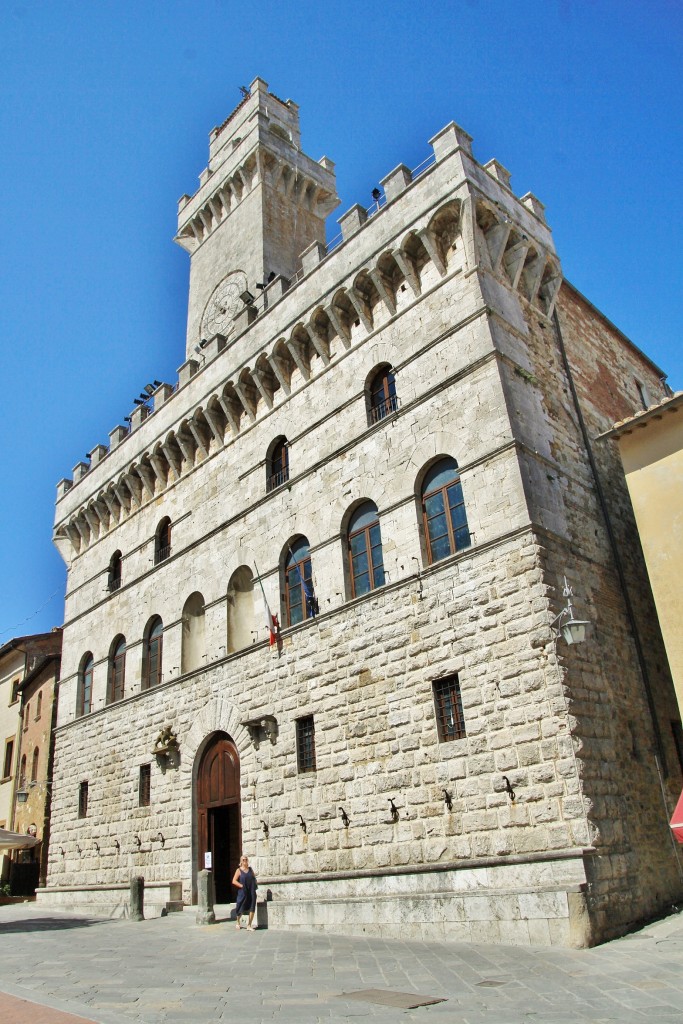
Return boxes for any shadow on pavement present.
[0,916,106,933]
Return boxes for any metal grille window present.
[78,655,93,718]
[296,716,316,773]
[139,764,151,807]
[78,781,89,819]
[369,366,399,423]
[433,675,466,742]
[2,739,14,780]
[421,458,471,564]
[267,437,289,492]
[348,501,385,597]
[107,637,126,704]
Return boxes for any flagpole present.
[254,562,279,646]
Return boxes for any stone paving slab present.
[3,904,683,1023]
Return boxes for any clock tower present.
[175,77,340,359]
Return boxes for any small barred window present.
[433,675,466,742]
[139,764,151,807]
[296,716,316,773]
[78,781,89,819]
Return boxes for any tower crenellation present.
[55,109,559,511]
[175,77,340,360]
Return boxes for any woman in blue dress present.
[232,855,257,930]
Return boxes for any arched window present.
[368,365,398,424]
[24,703,30,730]
[284,537,316,626]
[19,755,27,789]
[421,457,471,564]
[78,653,94,718]
[181,592,205,673]
[143,617,164,689]
[347,501,385,598]
[107,635,126,704]
[154,518,172,565]
[267,436,289,492]
[35,692,43,720]
[31,747,39,783]
[108,550,122,591]
[227,566,255,653]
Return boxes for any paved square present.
[2,904,683,1023]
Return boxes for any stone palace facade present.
[38,78,683,945]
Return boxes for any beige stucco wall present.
[0,649,23,881]
[616,411,683,714]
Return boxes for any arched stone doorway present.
[195,732,241,903]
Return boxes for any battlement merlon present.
[54,108,561,537]
[175,77,340,248]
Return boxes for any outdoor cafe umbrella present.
[0,827,39,851]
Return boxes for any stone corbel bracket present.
[242,715,278,750]
[152,727,180,768]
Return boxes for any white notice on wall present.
[204,852,212,870]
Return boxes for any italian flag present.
[266,604,279,647]
[255,563,279,647]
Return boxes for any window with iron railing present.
[368,366,399,424]
[370,393,400,423]
[154,518,172,565]
[267,437,289,492]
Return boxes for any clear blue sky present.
[0,1,681,642]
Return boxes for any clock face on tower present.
[200,271,248,340]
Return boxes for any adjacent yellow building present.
[601,391,683,718]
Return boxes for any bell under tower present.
[175,77,340,359]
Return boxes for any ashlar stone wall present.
[43,100,683,946]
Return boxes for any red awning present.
[670,789,683,844]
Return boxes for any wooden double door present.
[196,733,241,903]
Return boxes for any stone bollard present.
[196,869,216,925]
[129,875,144,922]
